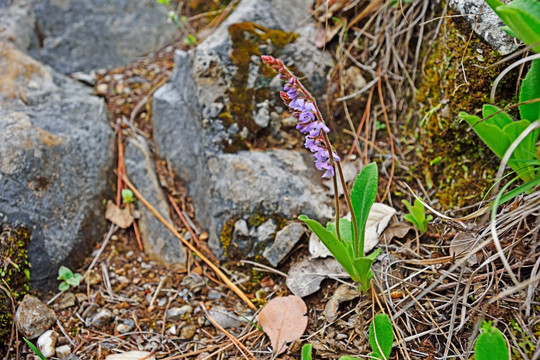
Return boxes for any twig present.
[56,319,76,347]
[200,302,257,360]
[132,220,144,252]
[120,173,257,310]
[377,71,395,203]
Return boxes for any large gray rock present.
[449,0,517,55]
[28,0,178,74]
[152,0,334,259]
[0,41,115,289]
[124,136,187,267]
[0,0,37,51]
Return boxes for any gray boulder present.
[449,0,517,55]
[0,0,37,51]
[124,136,187,267]
[0,41,114,289]
[152,0,334,259]
[28,0,178,74]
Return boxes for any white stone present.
[37,330,59,358]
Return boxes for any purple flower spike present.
[261,55,340,178]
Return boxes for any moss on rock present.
[222,22,298,152]
[414,15,518,209]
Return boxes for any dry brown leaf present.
[324,283,362,322]
[258,295,308,355]
[104,200,133,229]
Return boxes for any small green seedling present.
[474,321,509,360]
[23,337,47,360]
[121,189,135,204]
[369,313,394,360]
[485,0,540,53]
[299,163,381,291]
[57,265,83,292]
[402,198,432,234]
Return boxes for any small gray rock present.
[14,295,56,339]
[62,354,82,360]
[263,223,305,267]
[91,308,114,328]
[125,136,187,267]
[256,219,277,243]
[207,307,246,329]
[166,305,193,321]
[207,289,223,301]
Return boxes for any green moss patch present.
[0,224,31,349]
[414,15,518,209]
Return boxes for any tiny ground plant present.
[302,314,394,360]
[23,337,47,360]
[121,189,135,204]
[262,56,381,292]
[402,198,432,234]
[57,265,82,292]
[155,0,198,45]
[474,321,509,360]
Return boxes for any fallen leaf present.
[380,222,413,243]
[105,200,133,229]
[309,202,396,258]
[106,351,155,360]
[324,283,362,322]
[286,257,348,297]
[258,295,308,355]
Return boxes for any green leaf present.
[301,344,313,360]
[474,321,509,360]
[350,163,378,258]
[121,189,135,204]
[299,215,358,282]
[369,314,394,360]
[519,59,540,122]
[65,273,82,287]
[58,281,70,292]
[338,357,361,360]
[156,0,170,5]
[57,265,73,281]
[460,111,511,159]
[23,338,47,360]
[486,0,540,53]
[353,257,375,291]
[326,218,355,260]
[502,119,538,181]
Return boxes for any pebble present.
[168,324,177,336]
[207,307,245,329]
[181,273,205,293]
[207,289,222,301]
[55,344,71,358]
[256,219,277,243]
[58,292,76,310]
[15,294,56,339]
[180,324,197,340]
[91,308,114,328]
[167,305,193,321]
[37,329,59,358]
[62,354,82,360]
[75,293,88,303]
[95,83,108,96]
[116,323,132,334]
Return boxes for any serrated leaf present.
[519,59,540,121]
[350,163,378,257]
[369,313,394,360]
[474,322,509,360]
[299,215,358,281]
